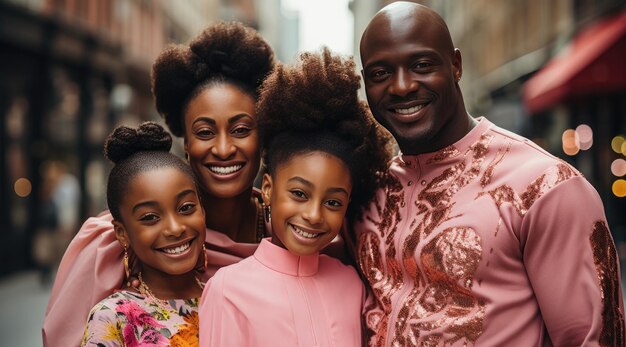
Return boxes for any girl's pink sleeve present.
[42,211,122,347]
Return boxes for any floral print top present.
[81,290,199,347]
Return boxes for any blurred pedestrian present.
[352,2,624,346]
[49,161,80,243]
[33,160,79,285]
[33,163,60,285]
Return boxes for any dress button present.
[407,180,413,186]
[421,179,427,186]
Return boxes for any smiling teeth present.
[292,225,320,239]
[162,242,191,254]
[395,105,424,114]
[209,165,243,175]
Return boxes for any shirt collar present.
[253,238,319,277]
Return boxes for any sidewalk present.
[0,271,51,347]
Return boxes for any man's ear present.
[453,48,463,82]
[261,173,273,205]
[112,220,129,248]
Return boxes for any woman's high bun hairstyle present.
[151,21,275,137]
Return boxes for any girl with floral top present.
[81,122,206,346]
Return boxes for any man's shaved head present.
[361,2,454,58]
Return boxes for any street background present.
[1,0,625,345]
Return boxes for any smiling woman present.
[183,84,259,201]
[153,21,275,244]
[80,121,206,347]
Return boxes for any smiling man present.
[353,2,625,346]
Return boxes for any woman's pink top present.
[199,239,364,347]
[42,211,259,347]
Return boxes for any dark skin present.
[360,1,476,155]
[114,167,206,299]
[183,84,261,244]
[125,84,261,288]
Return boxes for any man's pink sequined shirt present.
[354,117,624,346]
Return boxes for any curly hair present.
[151,21,275,137]
[256,47,392,220]
[105,121,195,221]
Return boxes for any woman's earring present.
[263,203,271,223]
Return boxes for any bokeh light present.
[575,124,593,150]
[613,179,626,197]
[14,178,31,197]
[622,141,626,156]
[611,136,625,153]
[562,129,580,156]
[611,159,626,177]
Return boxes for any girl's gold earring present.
[123,246,130,285]
[202,244,208,271]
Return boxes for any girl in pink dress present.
[81,122,206,346]
[199,48,392,347]
[43,22,274,347]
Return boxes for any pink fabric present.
[43,212,262,347]
[43,212,119,347]
[199,238,364,347]
[353,117,625,346]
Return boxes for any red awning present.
[523,10,626,114]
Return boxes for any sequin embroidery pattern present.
[426,145,461,164]
[480,140,511,187]
[590,221,625,346]
[360,171,405,345]
[478,163,576,216]
[359,135,493,347]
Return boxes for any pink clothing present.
[199,238,364,347]
[353,117,625,346]
[43,212,260,347]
